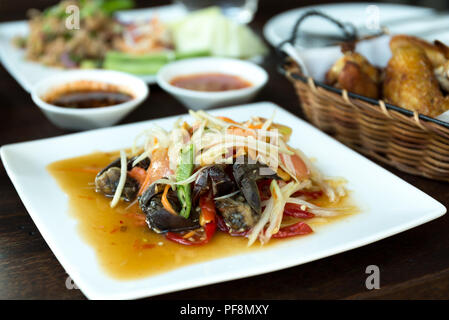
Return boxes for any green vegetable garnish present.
[103,50,210,75]
[176,144,194,218]
[174,50,210,60]
[106,51,171,63]
[42,23,53,34]
[100,0,134,15]
[43,3,67,18]
[103,51,169,74]
[43,0,134,18]
[103,59,167,75]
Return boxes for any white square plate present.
[0,5,187,91]
[1,102,446,299]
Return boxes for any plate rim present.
[1,101,446,299]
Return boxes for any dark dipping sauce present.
[44,81,133,109]
[170,73,252,92]
[50,91,133,109]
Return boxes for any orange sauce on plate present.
[47,151,356,280]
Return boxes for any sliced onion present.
[146,166,209,190]
[190,110,254,133]
[168,127,187,172]
[286,198,350,217]
[173,166,208,186]
[247,197,274,246]
[248,180,313,245]
[214,190,240,200]
[292,147,340,202]
[132,150,150,167]
[132,129,149,155]
[262,180,284,242]
[261,181,304,243]
[110,150,127,208]
[261,110,276,131]
[196,139,287,165]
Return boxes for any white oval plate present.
[1,102,446,299]
[263,3,439,47]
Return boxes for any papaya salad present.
[14,1,267,74]
[94,110,349,246]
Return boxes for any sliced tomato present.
[138,148,173,195]
[199,195,216,225]
[148,147,172,184]
[280,152,309,180]
[226,127,256,137]
[217,116,240,125]
[128,166,147,185]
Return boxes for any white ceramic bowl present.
[156,57,268,110]
[31,70,149,130]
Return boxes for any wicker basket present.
[282,59,449,182]
[277,10,449,183]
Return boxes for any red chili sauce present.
[170,73,252,92]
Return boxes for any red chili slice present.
[283,203,315,219]
[165,194,217,246]
[272,222,313,238]
[257,179,273,201]
[166,221,216,246]
[291,190,323,199]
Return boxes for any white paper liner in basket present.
[281,35,449,123]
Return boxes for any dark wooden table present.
[0,0,448,300]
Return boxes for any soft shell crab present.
[95,155,279,234]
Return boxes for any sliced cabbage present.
[169,7,268,59]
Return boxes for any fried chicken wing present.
[325,47,380,99]
[390,35,448,68]
[334,61,380,99]
[391,35,449,93]
[383,44,449,117]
